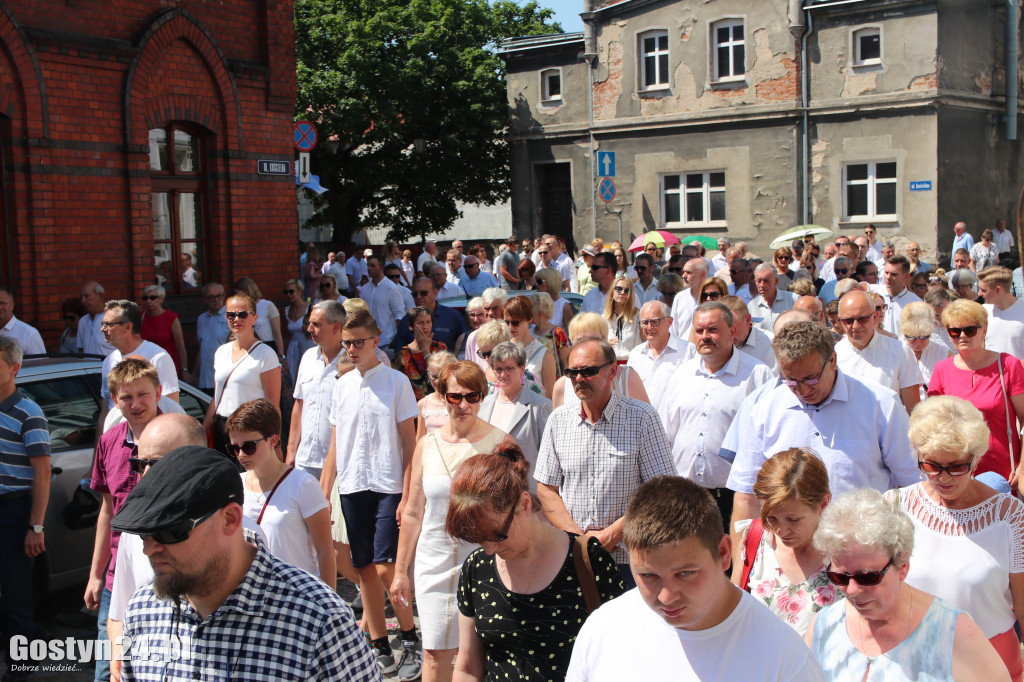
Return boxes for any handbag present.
[996,354,1020,477]
[739,518,764,592]
[572,534,603,614]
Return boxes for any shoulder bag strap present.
[997,354,1018,474]
[572,534,602,614]
[256,466,294,525]
[739,518,764,592]
[213,341,263,414]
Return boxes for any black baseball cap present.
[112,446,243,535]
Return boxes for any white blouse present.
[213,341,280,417]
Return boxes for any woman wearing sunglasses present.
[233,276,285,355]
[885,397,1024,681]
[927,299,1024,488]
[139,284,186,376]
[773,247,795,291]
[417,351,456,439]
[899,302,952,401]
[807,488,1007,681]
[228,399,335,588]
[504,295,556,399]
[603,276,642,360]
[391,361,508,682]
[534,267,574,332]
[282,278,313,380]
[448,438,626,682]
[202,294,281,454]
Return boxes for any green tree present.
[295,0,560,245]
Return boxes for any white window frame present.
[852,27,882,67]
[638,29,670,91]
[711,18,746,83]
[540,68,562,103]
[661,171,727,227]
[843,161,897,222]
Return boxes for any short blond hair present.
[978,266,1013,291]
[909,396,990,466]
[475,320,511,350]
[941,298,987,329]
[530,291,554,319]
[567,312,609,343]
[899,301,936,339]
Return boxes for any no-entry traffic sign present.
[598,177,616,203]
[294,120,318,152]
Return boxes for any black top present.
[457,532,626,681]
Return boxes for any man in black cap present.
[113,446,380,682]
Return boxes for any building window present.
[149,124,208,294]
[844,162,897,221]
[853,27,881,66]
[663,172,726,226]
[541,68,562,102]
[639,30,670,90]
[712,19,745,82]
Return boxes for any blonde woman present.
[551,312,649,408]
[529,291,569,374]
[603,276,641,360]
[900,301,952,401]
[534,267,574,330]
[233,276,285,356]
[417,351,457,439]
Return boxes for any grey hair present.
[657,273,683,293]
[754,263,776,278]
[882,241,896,250]
[0,335,24,365]
[312,299,346,324]
[833,256,851,269]
[813,488,914,565]
[909,396,990,466]
[466,297,485,312]
[482,287,509,306]
[570,337,616,366]
[106,299,142,335]
[641,300,671,317]
[899,301,935,339]
[833,279,860,300]
[143,284,166,298]
[84,281,105,297]
[694,301,733,327]
[772,320,835,366]
[530,291,554,319]
[489,340,526,367]
[950,269,978,288]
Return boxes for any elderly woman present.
[551,312,649,408]
[603,276,642,360]
[395,306,447,401]
[657,272,683,309]
[886,396,1024,680]
[807,488,1007,681]
[530,291,570,374]
[971,229,1001,272]
[900,302,952,401]
[951,269,983,303]
[478,342,553,486]
[773,247,795,290]
[927,299,1024,486]
[453,297,485,360]
[504,295,556,398]
[282,278,313,380]
[736,448,840,636]
[535,267,574,330]
[475,319,543,396]
[450,438,625,682]
[417,351,456,439]
[391,362,508,682]
[233,276,285,355]
[465,287,508,371]
[139,284,187,375]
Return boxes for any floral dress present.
[536,325,569,376]
[395,341,446,401]
[742,525,842,636]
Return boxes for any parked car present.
[15,355,211,593]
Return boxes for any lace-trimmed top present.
[887,482,1024,636]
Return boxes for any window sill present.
[539,99,564,108]
[638,87,672,99]
[663,223,729,230]
[838,218,900,228]
[851,61,883,72]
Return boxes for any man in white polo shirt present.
[748,264,798,332]
[979,265,1024,359]
[77,280,115,356]
[869,255,921,335]
[0,288,45,355]
[627,300,693,414]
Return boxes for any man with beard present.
[112,446,379,681]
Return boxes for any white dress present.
[284,304,314,380]
[915,341,949,400]
[523,339,549,391]
[416,428,507,649]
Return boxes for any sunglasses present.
[905,335,930,342]
[701,291,722,301]
[63,315,78,322]
[226,437,267,457]
[947,326,980,338]
[834,269,849,275]
[488,504,518,542]
[613,286,629,294]
[444,391,483,405]
[505,318,525,327]
[875,305,887,313]
[387,274,403,281]
[589,265,609,271]
[225,311,251,321]
[640,317,666,327]
[141,295,160,301]
[564,362,613,380]
[128,457,156,474]
[414,289,432,297]
[142,510,217,546]
[283,289,296,295]
[918,459,972,477]
[928,277,943,285]
[538,250,550,255]
[825,558,895,587]
[320,282,334,289]
[342,337,374,349]
[839,314,873,327]
[634,266,648,272]
[476,349,493,360]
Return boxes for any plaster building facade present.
[499,0,1023,262]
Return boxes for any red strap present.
[739,518,764,592]
[257,466,293,525]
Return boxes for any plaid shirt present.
[121,541,381,682]
[535,391,675,563]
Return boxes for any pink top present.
[928,353,1024,479]
[141,309,181,372]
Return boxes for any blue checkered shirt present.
[121,541,381,681]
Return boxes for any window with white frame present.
[853,27,881,66]
[663,172,726,226]
[541,68,562,102]
[712,19,745,82]
[639,30,670,90]
[844,162,897,220]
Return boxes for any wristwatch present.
[29,524,43,534]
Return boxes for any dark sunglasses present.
[538,250,550,255]
[141,295,160,301]
[905,335,931,341]
[634,266,648,272]
[834,268,849,275]
[701,291,722,301]
[387,274,403,281]
[444,391,483,405]
[224,311,251,320]
[564,362,613,380]
[918,459,972,477]
[283,289,296,295]
[226,437,267,457]
[947,326,980,338]
[839,314,873,326]
[825,558,894,587]
[342,337,374,349]
[489,504,518,542]
[477,349,493,360]
[614,286,629,294]
[128,457,156,474]
[589,265,609,271]
[142,510,217,546]
[320,282,334,289]
[414,289,432,297]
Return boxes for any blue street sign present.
[597,151,616,177]
[909,181,932,191]
[294,120,318,152]
[598,177,616,203]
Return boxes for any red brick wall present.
[0,1,297,347]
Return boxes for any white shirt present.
[213,341,280,417]
[670,291,699,340]
[77,312,115,356]
[346,256,369,288]
[635,279,660,305]
[0,316,45,355]
[870,284,922,335]
[566,589,825,682]
[724,370,918,495]
[735,325,778,373]
[728,282,755,304]
[554,252,579,293]
[182,266,199,288]
[835,332,922,394]
[711,254,728,273]
[195,307,229,389]
[627,336,694,413]
[985,299,1024,360]
[241,469,328,576]
[293,346,343,470]
[581,285,609,314]
[748,289,798,332]
[820,256,838,282]
[100,340,180,406]
[253,299,280,348]
[329,362,418,495]
[322,260,347,285]
[416,251,435,276]
[994,228,1016,254]
[662,350,773,487]
[358,277,406,347]
[915,340,950,400]
[437,281,463,300]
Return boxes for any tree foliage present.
[295,0,560,244]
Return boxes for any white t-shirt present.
[100,340,180,406]
[985,299,1024,360]
[213,341,280,417]
[253,299,280,347]
[566,589,824,682]
[834,332,922,394]
[240,469,327,576]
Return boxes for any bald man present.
[794,295,827,326]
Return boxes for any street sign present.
[598,177,616,203]
[298,152,311,184]
[909,181,932,191]
[597,151,616,177]
[257,160,291,175]
[294,120,318,152]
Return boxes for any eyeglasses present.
[100,320,127,329]
[538,250,549,255]
[825,558,895,587]
[613,286,629,295]
[838,314,873,327]
[875,305,887,313]
[777,257,792,263]
[492,365,520,375]
[564,362,613,380]
[905,335,931,341]
[141,295,160,301]
[414,289,432,297]
[701,291,722,301]
[128,457,156,474]
[834,268,849,276]
[320,282,334,290]
[142,510,217,546]
[226,437,267,457]
[283,289,296,295]
[342,337,375,349]
[225,311,251,321]
[476,349,493,360]
[782,361,829,389]
[488,504,519,542]
[444,391,483,405]
[947,326,980,338]
[640,317,666,328]
[918,459,972,477]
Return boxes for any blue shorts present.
[340,490,402,568]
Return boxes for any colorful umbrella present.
[769,225,834,250]
[628,230,682,252]
[684,235,724,251]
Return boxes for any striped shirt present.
[0,389,50,494]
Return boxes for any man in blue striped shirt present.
[0,335,50,672]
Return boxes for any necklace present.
[857,588,913,672]
[249,460,287,501]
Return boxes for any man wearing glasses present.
[457,254,497,298]
[535,338,675,587]
[632,253,660,304]
[819,237,850,282]
[726,257,755,304]
[627,301,694,412]
[581,252,617,313]
[818,256,853,304]
[189,282,228,394]
[903,241,932,275]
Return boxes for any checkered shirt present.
[121,541,381,682]
[534,391,675,563]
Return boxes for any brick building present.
[0,0,297,346]
[499,0,1024,263]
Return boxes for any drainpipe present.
[583,1,599,242]
[791,0,811,225]
[1008,0,1019,140]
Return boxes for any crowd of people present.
[1,223,1024,681]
